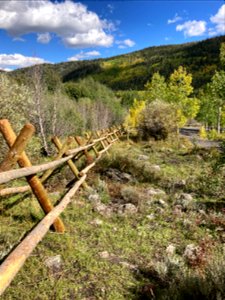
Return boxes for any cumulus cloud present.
[37,32,51,44]
[68,50,101,61]
[168,13,183,24]
[176,20,206,37]
[0,0,114,48]
[0,67,12,72]
[210,4,225,35]
[116,39,135,49]
[0,53,48,69]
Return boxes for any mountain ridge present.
[11,35,225,91]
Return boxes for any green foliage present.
[168,66,200,126]
[145,72,168,102]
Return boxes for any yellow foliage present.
[199,126,207,139]
[124,99,145,134]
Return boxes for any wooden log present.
[74,136,93,165]
[0,174,87,296]
[0,154,74,185]
[52,137,89,190]
[0,119,65,233]
[0,123,35,172]
[40,136,73,183]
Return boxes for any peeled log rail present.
[0,135,117,185]
[0,174,87,296]
[0,119,123,295]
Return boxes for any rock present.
[166,245,176,257]
[176,193,194,210]
[157,199,168,208]
[174,179,186,188]
[151,165,161,172]
[146,188,166,197]
[105,168,132,182]
[138,154,149,161]
[88,193,100,203]
[93,202,112,217]
[90,218,103,226]
[146,214,155,220]
[45,255,62,273]
[99,251,110,259]
[183,244,201,264]
[118,203,138,215]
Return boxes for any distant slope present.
[11,35,225,91]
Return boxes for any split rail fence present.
[0,119,124,295]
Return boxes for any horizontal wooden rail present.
[0,119,124,296]
[0,174,87,296]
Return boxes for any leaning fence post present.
[0,123,35,172]
[0,119,65,233]
[52,136,89,190]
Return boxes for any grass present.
[1,137,225,299]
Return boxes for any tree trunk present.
[217,106,221,134]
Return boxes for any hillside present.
[11,35,225,91]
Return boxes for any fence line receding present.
[0,119,124,296]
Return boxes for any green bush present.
[137,100,178,140]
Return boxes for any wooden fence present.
[0,119,124,295]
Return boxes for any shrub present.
[137,100,178,140]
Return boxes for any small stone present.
[146,214,155,220]
[166,245,176,257]
[118,203,138,215]
[45,255,62,273]
[99,251,110,259]
[157,199,168,208]
[151,165,161,172]
[138,154,149,161]
[176,193,194,210]
[90,218,103,226]
[88,193,100,203]
[183,244,201,263]
[147,188,166,197]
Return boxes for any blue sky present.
[0,0,224,71]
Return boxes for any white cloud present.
[0,53,49,69]
[116,39,135,49]
[176,20,206,37]
[0,0,114,48]
[37,32,51,44]
[68,50,101,61]
[0,67,12,72]
[210,4,225,35]
[168,13,183,24]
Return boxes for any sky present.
[0,0,224,71]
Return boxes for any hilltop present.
[11,35,225,91]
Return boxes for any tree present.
[168,66,200,126]
[0,73,32,129]
[208,70,225,133]
[124,99,145,136]
[144,72,168,102]
[220,42,225,68]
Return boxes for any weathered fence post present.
[0,119,65,233]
